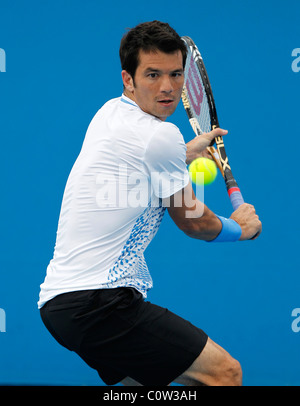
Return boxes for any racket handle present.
[228,188,244,211]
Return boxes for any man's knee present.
[179,338,243,386]
[218,357,242,386]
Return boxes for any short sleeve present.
[143,122,190,199]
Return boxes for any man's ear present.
[121,70,134,92]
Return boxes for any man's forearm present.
[180,204,223,241]
[186,138,200,165]
[166,190,223,241]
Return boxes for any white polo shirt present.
[38,95,189,308]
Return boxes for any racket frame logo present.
[214,135,231,172]
[185,55,204,116]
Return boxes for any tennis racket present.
[181,36,244,211]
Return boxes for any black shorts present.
[40,287,208,386]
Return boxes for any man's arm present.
[163,182,222,241]
[164,182,262,241]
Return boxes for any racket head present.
[182,36,219,134]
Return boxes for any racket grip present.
[228,189,244,211]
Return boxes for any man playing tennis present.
[39,21,261,386]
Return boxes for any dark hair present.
[119,20,187,80]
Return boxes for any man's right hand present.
[230,203,262,240]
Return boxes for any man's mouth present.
[157,99,174,106]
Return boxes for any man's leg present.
[174,337,242,386]
[122,338,242,386]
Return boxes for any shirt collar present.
[120,94,138,108]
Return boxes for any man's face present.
[122,49,184,121]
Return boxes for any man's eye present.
[148,73,158,78]
[171,72,182,77]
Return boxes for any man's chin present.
[155,106,177,121]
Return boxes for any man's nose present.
[160,75,173,93]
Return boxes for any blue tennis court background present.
[0,0,299,385]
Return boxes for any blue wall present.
[0,0,299,385]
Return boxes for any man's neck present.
[123,89,136,103]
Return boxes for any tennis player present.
[38,21,261,386]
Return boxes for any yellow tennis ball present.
[189,157,217,185]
